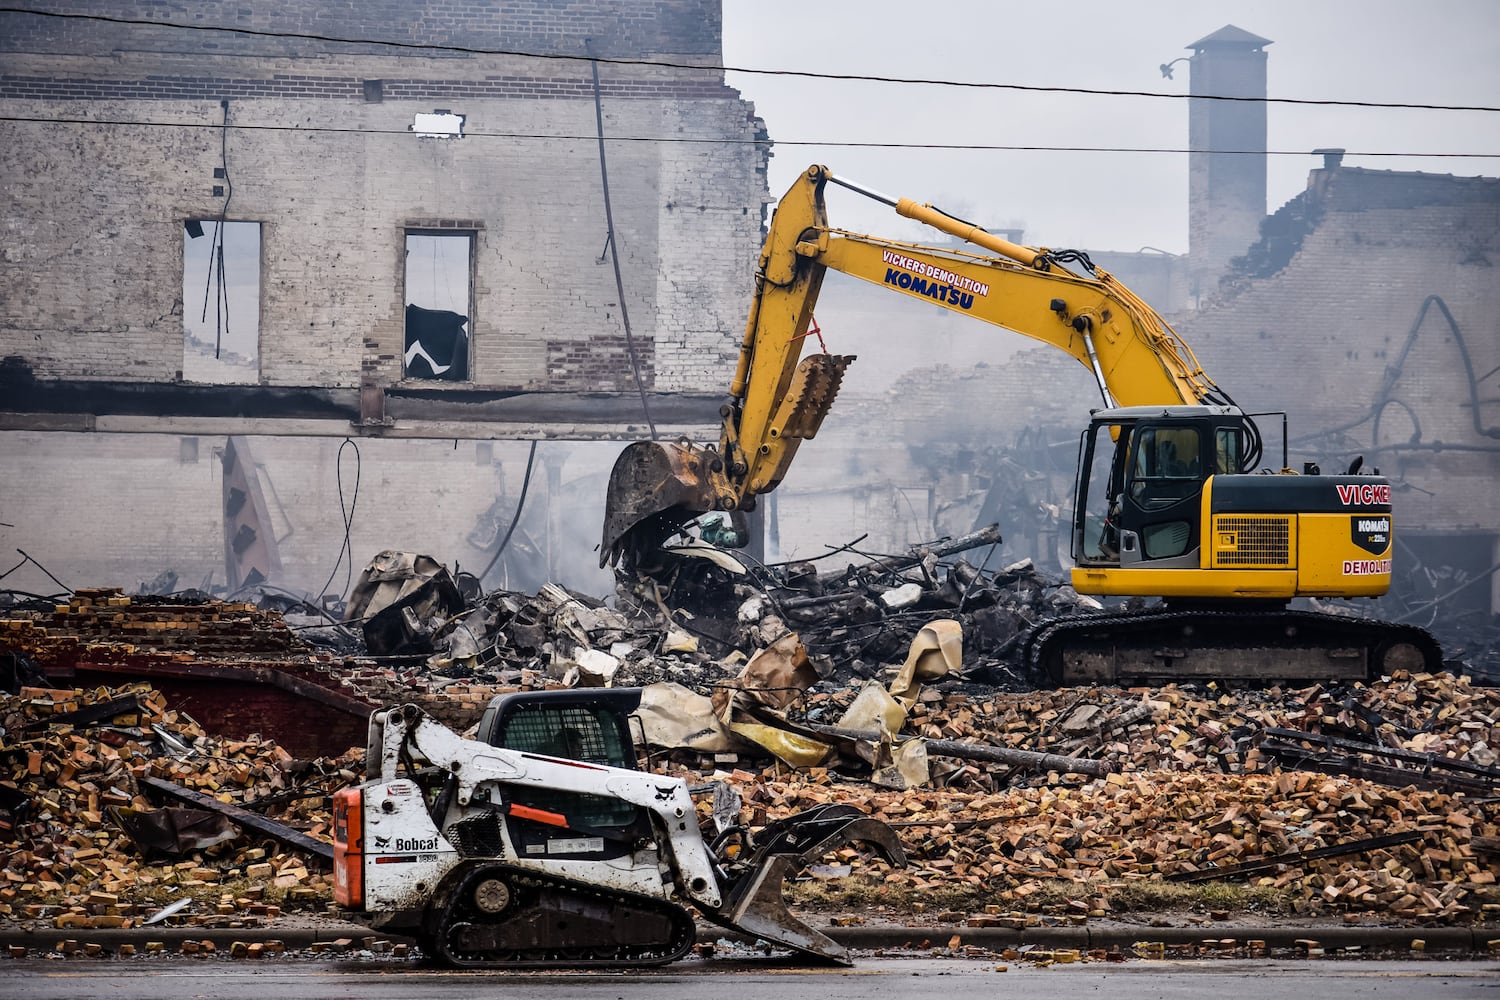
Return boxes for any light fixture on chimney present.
[1159,57,1190,80]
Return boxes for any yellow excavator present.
[602,165,1440,684]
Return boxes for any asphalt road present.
[7,957,1500,999]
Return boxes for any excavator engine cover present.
[601,440,724,568]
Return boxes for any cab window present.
[1214,427,1241,474]
[1129,426,1202,510]
[1132,426,1201,480]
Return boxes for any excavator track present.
[1024,605,1443,686]
[420,864,696,969]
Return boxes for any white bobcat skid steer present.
[332,689,905,967]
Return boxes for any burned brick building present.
[0,1,766,594]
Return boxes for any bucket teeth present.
[775,354,854,440]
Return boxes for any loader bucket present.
[702,804,907,965]
[600,440,722,568]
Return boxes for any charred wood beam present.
[1259,726,1500,781]
[800,720,1114,777]
[780,592,873,612]
[138,776,334,866]
[0,369,721,438]
[1258,739,1499,794]
[1166,829,1423,883]
[816,525,1003,587]
[23,694,142,731]
[0,377,355,421]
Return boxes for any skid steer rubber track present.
[420,864,696,969]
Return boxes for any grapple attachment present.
[600,440,725,568]
[700,803,907,965]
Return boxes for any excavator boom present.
[602,164,1223,566]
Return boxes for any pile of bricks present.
[726,669,1500,923]
[749,766,1493,921]
[45,588,301,657]
[0,682,356,931]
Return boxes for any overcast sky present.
[721,0,1500,254]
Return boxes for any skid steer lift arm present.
[344,701,906,966]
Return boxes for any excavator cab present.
[1074,405,1251,571]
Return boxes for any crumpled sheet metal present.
[636,621,959,785]
[711,633,819,719]
[110,805,240,860]
[636,682,743,753]
[888,618,962,705]
[869,735,929,790]
[837,681,908,736]
[344,551,450,623]
[839,620,963,744]
[345,552,466,657]
[728,721,831,768]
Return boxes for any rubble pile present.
[0,682,356,931]
[0,537,1496,935]
[768,766,1495,922]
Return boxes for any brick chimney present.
[1185,25,1272,302]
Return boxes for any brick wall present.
[66,673,370,758]
[0,1,765,396]
[1183,167,1500,533]
[0,87,762,392]
[0,0,723,59]
[0,431,622,598]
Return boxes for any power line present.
[1,6,1496,115]
[3,114,1496,160]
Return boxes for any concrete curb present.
[821,923,1494,956]
[1,921,1495,957]
[0,922,395,954]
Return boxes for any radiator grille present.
[1213,515,1292,567]
[446,811,506,858]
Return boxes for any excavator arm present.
[602,163,1229,567]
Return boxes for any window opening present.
[404,231,472,382]
[183,220,260,384]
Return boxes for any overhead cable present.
[0,115,1494,160]
[1,6,1495,114]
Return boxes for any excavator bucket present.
[701,803,907,965]
[600,439,722,568]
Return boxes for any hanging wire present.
[590,49,656,439]
[6,8,1497,115]
[197,100,234,358]
[477,440,539,590]
[315,437,362,603]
